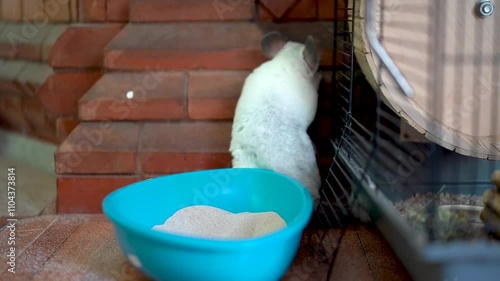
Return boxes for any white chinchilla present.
[229,31,322,206]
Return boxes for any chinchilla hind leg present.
[230,148,261,168]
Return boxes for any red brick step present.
[127,0,343,22]
[188,70,249,120]
[79,72,186,121]
[0,23,68,62]
[129,0,254,22]
[38,71,102,117]
[104,22,334,71]
[55,121,233,175]
[78,70,249,121]
[140,122,232,174]
[50,23,124,68]
[57,175,140,213]
[55,122,141,174]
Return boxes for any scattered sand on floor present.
[152,205,287,239]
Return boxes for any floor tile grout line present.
[325,227,347,281]
[28,217,85,281]
[16,227,47,234]
[355,225,377,281]
[16,217,58,258]
[0,217,58,276]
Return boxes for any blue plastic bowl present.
[102,168,313,281]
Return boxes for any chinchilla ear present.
[303,35,320,72]
[260,31,288,59]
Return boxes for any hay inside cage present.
[393,192,489,241]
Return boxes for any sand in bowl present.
[152,205,287,239]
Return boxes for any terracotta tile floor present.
[0,215,412,281]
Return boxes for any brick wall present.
[0,0,128,143]
[0,0,346,213]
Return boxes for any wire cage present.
[308,1,500,280]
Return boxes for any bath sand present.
[152,205,287,239]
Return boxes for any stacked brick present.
[33,0,341,213]
[0,0,128,143]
